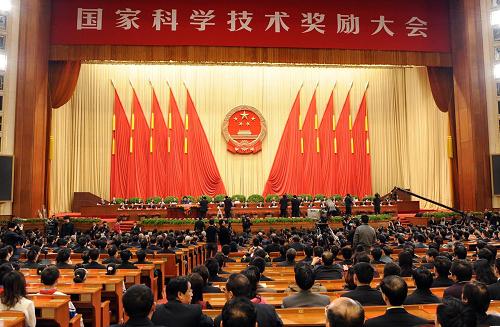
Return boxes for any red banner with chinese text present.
[51,0,450,53]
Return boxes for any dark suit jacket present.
[60,223,74,238]
[364,307,429,327]
[84,261,106,269]
[102,257,122,265]
[202,284,222,293]
[214,301,283,327]
[110,317,166,327]
[151,300,213,327]
[277,260,295,267]
[404,289,441,305]
[209,275,227,283]
[313,264,343,280]
[117,262,138,269]
[340,285,385,305]
[487,279,500,300]
[477,312,500,326]
[432,276,454,288]
[56,262,75,269]
[443,281,468,299]
[21,261,41,269]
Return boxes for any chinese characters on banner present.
[51,0,450,53]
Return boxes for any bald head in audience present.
[326,298,365,327]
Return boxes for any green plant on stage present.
[422,212,457,219]
[13,218,47,224]
[114,198,125,204]
[265,194,279,202]
[183,195,195,203]
[332,194,343,201]
[231,194,246,202]
[214,194,226,203]
[163,196,178,204]
[314,194,326,201]
[146,197,162,204]
[70,217,102,224]
[197,195,213,203]
[362,195,375,202]
[129,197,142,204]
[247,194,264,203]
[299,194,313,202]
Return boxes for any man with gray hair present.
[325,297,365,327]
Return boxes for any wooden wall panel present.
[50,45,452,67]
[13,0,51,217]
[450,0,492,210]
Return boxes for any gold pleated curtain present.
[50,63,451,213]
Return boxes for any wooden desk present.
[29,295,70,327]
[135,264,157,301]
[0,311,25,327]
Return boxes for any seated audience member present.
[473,259,497,285]
[0,263,13,291]
[152,277,213,327]
[343,267,357,291]
[453,244,467,260]
[206,258,227,283]
[299,245,313,264]
[55,248,74,269]
[436,297,477,327]
[250,257,273,282]
[340,246,353,265]
[397,251,414,277]
[117,250,138,269]
[102,245,122,264]
[241,266,269,303]
[421,248,439,270]
[84,248,106,269]
[487,258,500,300]
[277,248,296,267]
[189,273,212,309]
[341,262,385,305]
[325,297,365,327]
[221,297,257,327]
[214,273,283,327]
[404,268,441,304]
[312,251,343,280]
[134,249,152,264]
[192,265,222,294]
[443,259,473,299]
[282,263,330,308]
[462,281,500,326]
[370,247,385,264]
[39,266,83,326]
[21,248,41,269]
[73,268,87,283]
[289,236,304,251]
[221,245,236,263]
[379,246,393,264]
[264,236,281,254]
[110,284,165,327]
[364,276,429,327]
[432,256,454,288]
[214,253,230,274]
[0,271,36,327]
[383,262,401,278]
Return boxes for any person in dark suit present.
[2,222,24,250]
[341,262,385,306]
[151,277,213,327]
[436,297,477,327]
[404,268,441,304]
[199,196,209,219]
[312,251,343,280]
[116,250,138,269]
[364,276,429,327]
[277,248,296,267]
[21,248,42,269]
[432,256,454,288]
[463,281,500,326]
[102,245,122,265]
[282,263,330,308]
[111,284,166,327]
[195,217,206,234]
[344,194,354,216]
[279,195,288,218]
[250,257,273,282]
[487,257,500,300]
[55,248,74,269]
[443,259,472,299]
[218,220,231,247]
[290,195,301,218]
[59,217,74,238]
[206,258,227,283]
[192,265,222,294]
[205,219,218,259]
[214,273,283,327]
[84,248,106,269]
[372,193,381,215]
[223,196,233,219]
[134,249,152,264]
[264,237,281,254]
[326,297,365,327]
[222,297,257,327]
[72,236,89,254]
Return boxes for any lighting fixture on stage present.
[0,0,10,12]
[0,54,7,71]
[492,9,500,26]
[495,63,500,79]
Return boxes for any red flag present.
[149,87,168,197]
[301,88,322,194]
[351,89,372,198]
[318,91,337,195]
[110,88,130,198]
[263,88,303,196]
[166,87,185,198]
[127,88,150,199]
[335,88,353,195]
[184,88,226,197]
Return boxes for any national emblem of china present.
[222,105,267,154]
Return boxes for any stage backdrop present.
[50,63,451,212]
